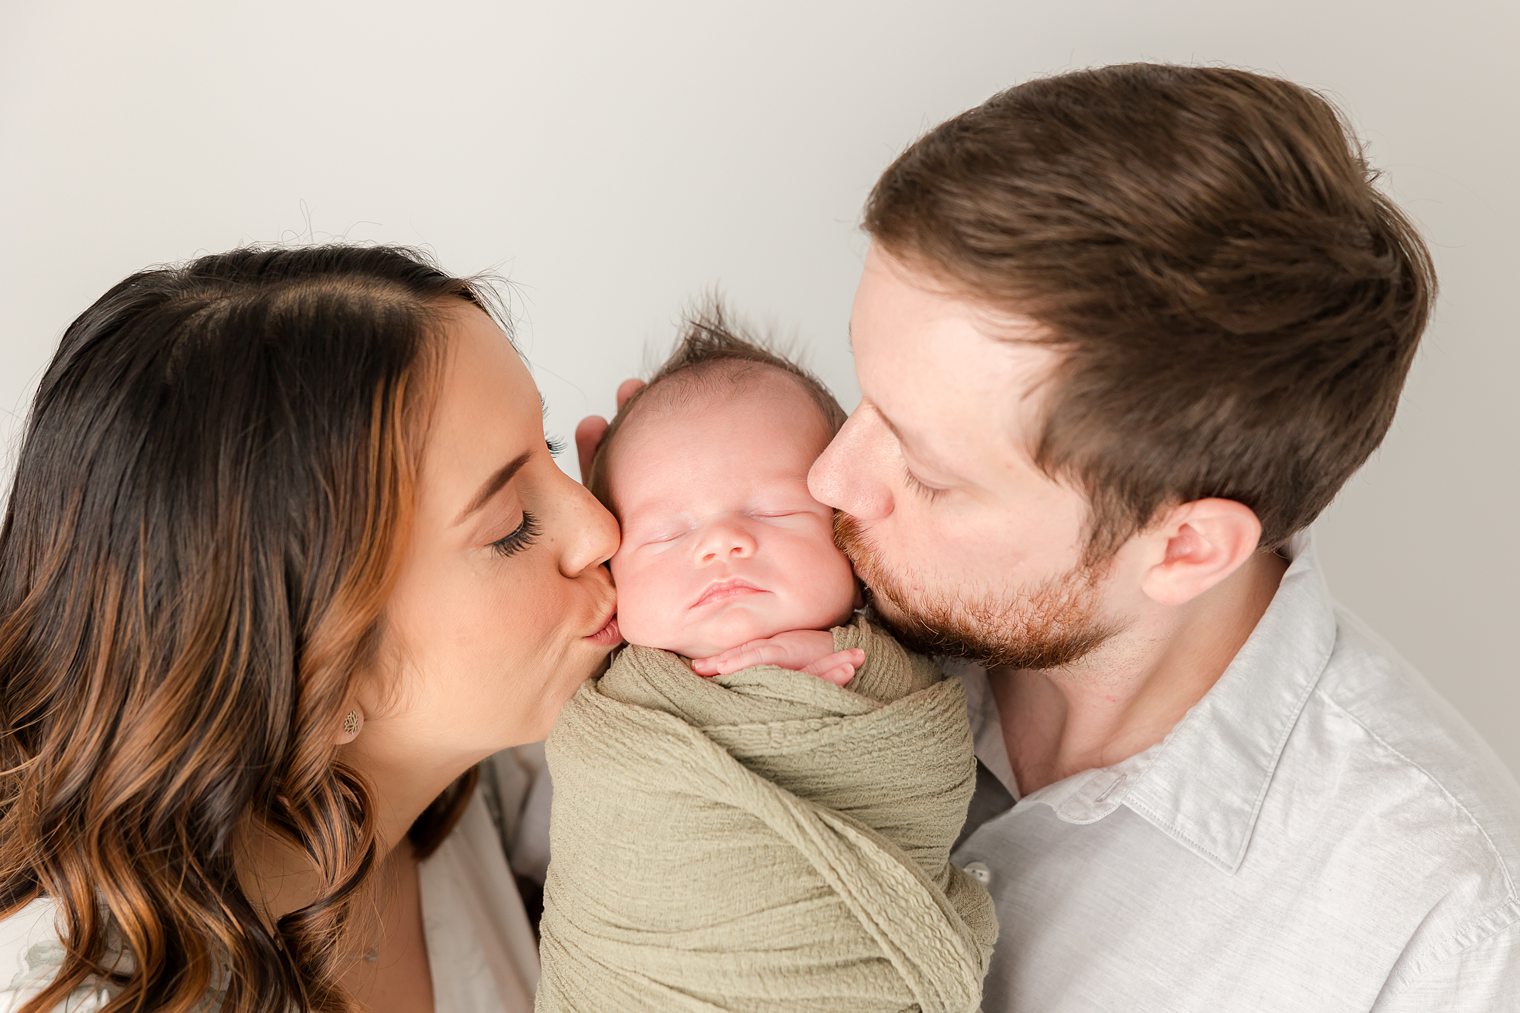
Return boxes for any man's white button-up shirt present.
[953,534,1520,1011]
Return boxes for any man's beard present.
[834,513,1120,670]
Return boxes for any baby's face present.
[607,374,857,659]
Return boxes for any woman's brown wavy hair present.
[0,245,489,1011]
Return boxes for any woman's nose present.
[559,476,620,577]
[696,521,756,565]
[808,410,892,523]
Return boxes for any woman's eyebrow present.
[454,400,552,526]
[456,451,532,526]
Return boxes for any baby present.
[591,316,864,686]
[536,309,996,1013]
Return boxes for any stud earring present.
[342,710,362,736]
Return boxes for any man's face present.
[608,373,858,659]
[808,245,1128,669]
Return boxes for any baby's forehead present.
[652,360,816,412]
[606,370,831,503]
[625,367,830,450]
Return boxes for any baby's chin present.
[666,602,821,660]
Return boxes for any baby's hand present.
[691,630,864,687]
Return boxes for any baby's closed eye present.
[749,501,829,521]
[639,528,687,547]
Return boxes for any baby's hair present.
[587,298,846,509]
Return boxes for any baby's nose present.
[697,523,757,564]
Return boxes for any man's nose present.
[809,412,892,523]
[696,521,757,564]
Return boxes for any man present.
[801,63,1520,1010]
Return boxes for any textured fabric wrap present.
[536,615,997,1012]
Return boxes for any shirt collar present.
[960,530,1337,874]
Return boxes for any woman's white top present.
[0,747,551,1012]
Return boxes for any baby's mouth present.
[691,578,765,609]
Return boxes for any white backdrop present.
[3,0,1516,774]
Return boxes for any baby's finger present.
[691,652,754,676]
[714,643,777,674]
[800,649,865,678]
[816,663,856,687]
[706,639,791,675]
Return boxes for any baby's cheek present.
[608,559,677,649]
[801,543,860,625]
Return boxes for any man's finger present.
[575,415,609,481]
[575,380,645,480]
[616,378,646,411]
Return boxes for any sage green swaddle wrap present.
[536,615,997,1012]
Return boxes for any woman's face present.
[363,305,620,760]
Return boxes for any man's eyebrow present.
[872,401,913,451]
[456,451,533,526]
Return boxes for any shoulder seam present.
[1316,690,1518,900]
[1388,897,1520,990]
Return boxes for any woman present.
[0,245,620,1012]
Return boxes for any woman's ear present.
[1139,499,1263,607]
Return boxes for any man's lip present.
[691,579,763,609]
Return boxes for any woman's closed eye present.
[484,437,563,558]
[490,512,542,558]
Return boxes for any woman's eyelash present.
[546,435,567,457]
[902,465,946,503]
[490,511,542,558]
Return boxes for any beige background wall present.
[3,0,1516,774]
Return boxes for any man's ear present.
[1139,499,1263,607]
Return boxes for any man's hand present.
[691,630,864,687]
[575,378,646,479]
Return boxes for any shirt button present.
[963,861,992,884]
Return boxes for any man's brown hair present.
[865,63,1436,559]
[586,301,846,510]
